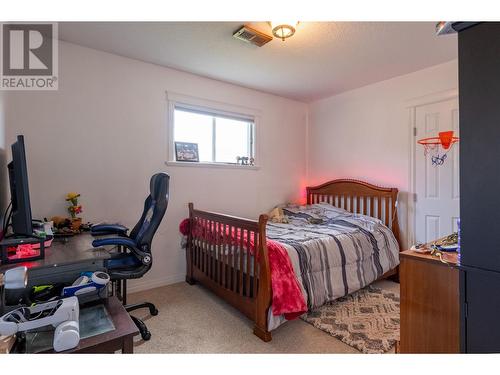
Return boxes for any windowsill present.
[165,161,260,170]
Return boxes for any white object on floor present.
[0,296,80,352]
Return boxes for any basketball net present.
[422,143,448,166]
[418,131,459,167]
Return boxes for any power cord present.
[2,201,13,236]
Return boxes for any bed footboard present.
[186,203,272,342]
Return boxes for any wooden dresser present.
[399,249,460,353]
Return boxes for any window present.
[171,104,256,166]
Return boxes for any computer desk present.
[1,235,138,353]
[0,233,114,297]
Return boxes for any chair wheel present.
[141,331,151,341]
[150,308,159,316]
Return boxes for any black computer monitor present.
[7,135,33,236]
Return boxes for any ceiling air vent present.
[233,25,272,47]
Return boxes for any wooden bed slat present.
[246,232,251,297]
[209,220,213,279]
[200,218,205,274]
[200,218,204,274]
[216,221,221,285]
[239,228,244,296]
[222,223,227,289]
[385,197,390,227]
[253,235,258,298]
[206,219,209,277]
[232,227,235,290]
[205,222,209,275]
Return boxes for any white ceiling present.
[58,22,457,102]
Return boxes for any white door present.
[415,98,460,244]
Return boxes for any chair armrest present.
[92,237,152,266]
[91,224,129,236]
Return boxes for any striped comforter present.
[266,203,399,330]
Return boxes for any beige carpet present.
[128,279,399,354]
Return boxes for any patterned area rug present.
[301,286,400,354]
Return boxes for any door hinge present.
[413,193,417,203]
[464,301,468,319]
[413,127,417,137]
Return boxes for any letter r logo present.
[2,24,53,76]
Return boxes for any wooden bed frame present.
[185,179,401,342]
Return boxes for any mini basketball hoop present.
[418,131,459,166]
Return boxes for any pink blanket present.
[266,239,307,319]
[191,220,307,319]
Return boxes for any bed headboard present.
[306,179,401,247]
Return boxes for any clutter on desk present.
[411,232,459,254]
[61,271,110,298]
[30,284,64,303]
[32,220,54,248]
[40,192,86,238]
[410,232,459,265]
[29,271,110,304]
[49,215,93,237]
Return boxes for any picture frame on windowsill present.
[174,142,199,162]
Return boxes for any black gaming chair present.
[91,173,170,340]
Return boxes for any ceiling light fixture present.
[271,21,298,41]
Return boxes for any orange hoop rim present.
[417,136,460,145]
[417,131,459,150]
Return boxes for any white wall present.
[307,60,458,247]
[3,39,457,289]
[5,41,308,291]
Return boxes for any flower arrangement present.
[66,192,83,219]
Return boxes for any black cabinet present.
[461,268,500,353]
[459,22,500,353]
[459,22,500,272]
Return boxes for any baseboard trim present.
[127,273,185,294]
